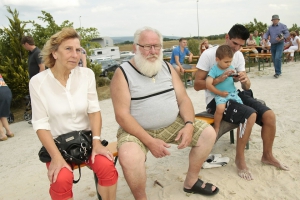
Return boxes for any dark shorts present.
[207,89,270,126]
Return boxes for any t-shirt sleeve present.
[207,66,217,78]
[233,51,245,72]
[196,50,212,72]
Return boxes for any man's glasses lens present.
[137,44,161,50]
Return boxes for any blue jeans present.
[271,41,284,75]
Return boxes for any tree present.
[244,18,268,34]
[0,6,29,105]
[187,38,199,57]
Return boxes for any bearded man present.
[110,27,219,199]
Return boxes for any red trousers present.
[46,155,118,200]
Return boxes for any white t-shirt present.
[29,67,100,138]
[196,45,245,104]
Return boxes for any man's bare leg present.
[260,110,289,170]
[119,142,147,200]
[184,126,218,191]
[235,113,256,181]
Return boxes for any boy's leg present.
[214,104,225,134]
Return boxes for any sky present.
[0,0,299,38]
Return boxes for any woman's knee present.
[92,155,118,186]
[50,168,73,199]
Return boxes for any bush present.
[107,71,114,80]
[96,77,110,87]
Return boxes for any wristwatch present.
[185,121,194,126]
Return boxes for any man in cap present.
[263,14,289,78]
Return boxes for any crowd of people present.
[2,13,295,200]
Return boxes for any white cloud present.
[1,0,80,9]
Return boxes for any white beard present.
[134,49,163,77]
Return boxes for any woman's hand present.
[48,156,72,183]
[91,141,114,163]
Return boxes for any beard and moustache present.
[134,48,163,77]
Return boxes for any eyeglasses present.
[136,44,162,51]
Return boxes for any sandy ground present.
[1,61,300,200]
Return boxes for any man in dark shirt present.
[21,36,45,79]
[21,36,45,124]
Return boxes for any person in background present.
[21,36,45,79]
[0,74,14,141]
[21,35,46,124]
[263,14,289,78]
[253,30,262,53]
[29,27,118,200]
[283,31,300,62]
[246,33,259,54]
[78,47,87,67]
[199,38,213,55]
[283,36,292,51]
[111,26,219,198]
[261,37,271,53]
[170,38,194,85]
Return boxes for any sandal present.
[6,133,14,137]
[0,135,8,141]
[183,179,219,196]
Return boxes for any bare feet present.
[235,159,253,181]
[261,156,289,171]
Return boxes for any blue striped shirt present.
[264,22,289,44]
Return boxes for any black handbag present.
[38,130,93,165]
[38,130,108,183]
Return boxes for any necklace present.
[140,72,157,83]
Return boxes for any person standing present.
[21,36,45,79]
[0,74,14,141]
[21,36,46,124]
[263,14,289,78]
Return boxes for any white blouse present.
[29,67,100,138]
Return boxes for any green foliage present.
[0,58,29,105]
[187,38,200,56]
[88,62,102,77]
[107,71,114,80]
[118,40,133,45]
[289,24,300,32]
[96,77,110,87]
[244,18,268,33]
[0,6,29,105]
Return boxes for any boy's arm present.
[206,76,227,97]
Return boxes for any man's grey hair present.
[133,26,163,45]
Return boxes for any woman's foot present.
[6,132,14,137]
[0,134,8,141]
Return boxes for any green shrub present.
[107,71,114,80]
[96,77,110,87]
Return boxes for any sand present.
[1,61,299,200]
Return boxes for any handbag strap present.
[70,163,81,184]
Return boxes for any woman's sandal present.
[183,179,219,196]
[6,133,14,137]
[0,135,8,141]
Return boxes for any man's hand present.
[175,124,193,149]
[148,138,171,158]
[236,71,248,84]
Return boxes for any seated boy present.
[205,45,243,134]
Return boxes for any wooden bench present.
[195,112,250,149]
[247,53,272,71]
[73,141,118,200]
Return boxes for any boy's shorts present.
[117,115,210,155]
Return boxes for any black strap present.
[70,163,81,184]
[118,66,129,87]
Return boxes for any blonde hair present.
[41,27,80,68]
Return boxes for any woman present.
[283,31,300,61]
[199,38,212,55]
[0,74,14,141]
[29,27,118,200]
